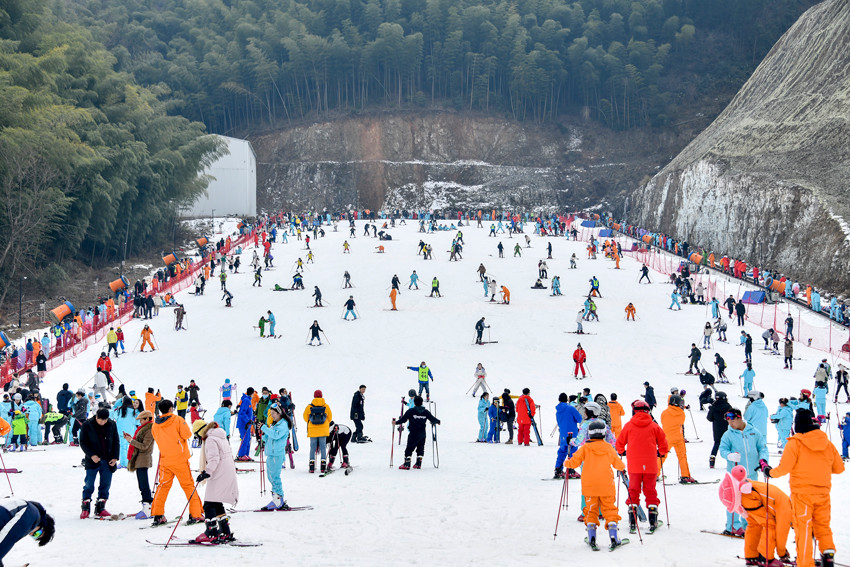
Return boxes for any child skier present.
[393,396,440,469]
[487,398,501,443]
[260,402,292,510]
[213,400,234,439]
[565,420,627,551]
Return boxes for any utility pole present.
[18,276,27,328]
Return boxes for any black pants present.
[711,435,723,457]
[177,409,186,418]
[404,434,426,458]
[639,274,650,283]
[49,416,67,440]
[72,418,83,442]
[504,418,514,441]
[835,383,850,401]
[737,313,744,325]
[203,501,225,519]
[784,356,793,368]
[136,467,152,503]
[353,419,363,440]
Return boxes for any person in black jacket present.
[642,382,657,410]
[687,344,702,374]
[79,408,120,519]
[706,391,732,469]
[326,422,352,469]
[735,300,747,326]
[501,390,516,444]
[56,383,73,416]
[350,386,368,442]
[474,317,489,345]
[724,295,736,318]
[698,385,714,411]
[35,351,47,380]
[70,391,87,445]
[393,396,440,470]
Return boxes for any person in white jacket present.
[576,309,586,334]
[471,363,489,396]
[192,420,239,543]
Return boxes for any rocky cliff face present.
[629,0,850,292]
[251,112,684,215]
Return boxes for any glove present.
[758,459,772,477]
[196,470,210,482]
[726,452,741,462]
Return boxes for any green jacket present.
[11,413,28,435]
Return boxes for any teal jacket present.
[718,422,768,478]
[261,418,290,457]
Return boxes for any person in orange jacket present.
[624,303,636,321]
[150,399,203,526]
[565,419,627,550]
[761,409,845,567]
[139,325,155,352]
[145,388,162,416]
[607,393,625,436]
[500,286,510,305]
[0,416,10,437]
[389,288,398,311]
[661,395,697,483]
[737,466,793,566]
[515,388,536,446]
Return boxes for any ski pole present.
[259,443,266,495]
[390,420,395,467]
[321,331,330,345]
[631,486,644,545]
[764,472,770,567]
[687,408,700,439]
[553,460,569,540]
[0,449,14,496]
[163,479,202,549]
[660,456,670,528]
[132,336,142,352]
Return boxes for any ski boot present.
[585,523,598,550]
[94,499,111,518]
[628,505,637,534]
[679,476,699,484]
[608,522,624,550]
[326,456,335,470]
[413,456,423,469]
[648,505,659,533]
[553,467,565,480]
[709,455,716,469]
[217,516,235,542]
[80,499,91,519]
[821,549,835,567]
[193,520,220,544]
[151,515,168,527]
[568,468,581,479]
[309,460,316,473]
[135,502,151,520]
[320,459,327,473]
[263,493,282,511]
[341,455,350,469]
[186,515,205,525]
[399,457,411,470]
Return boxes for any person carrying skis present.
[564,420,626,550]
[126,410,155,519]
[624,303,636,321]
[515,388,536,446]
[191,420,238,543]
[308,321,323,345]
[615,399,668,532]
[260,402,292,510]
[235,388,255,461]
[303,390,332,473]
[474,317,489,344]
[393,395,440,470]
[638,264,651,283]
[79,408,120,518]
[761,409,845,567]
[573,344,587,379]
[408,362,434,402]
[554,393,583,479]
[718,407,768,537]
[687,343,701,374]
[661,396,697,483]
[350,385,367,442]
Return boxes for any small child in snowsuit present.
[487,399,500,443]
[10,410,28,451]
[839,412,850,460]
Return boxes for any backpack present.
[309,404,327,425]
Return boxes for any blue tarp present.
[580,220,597,227]
[598,229,613,237]
[741,291,766,304]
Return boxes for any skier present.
[707,392,732,468]
[308,321,323,345]
[488,278,497,302]
[570,253,577,269]
[770,398,793,453]
[718,407,768,536]
[487,397,501,443]
[500,285,510,304]
[220,379,235,402]
[761,409,844,567]
[126,410,154,519]
[661,396,697,483]
[576,309,586,334]
[477,393,490,442]
[497,242,504,258]
[303,390,332,473]
[551,275,562,296]
[343,296,357,320]
[687,343,702,374]
[474,317,489,344]
[327,421,352,470]
[615,399,668,532]
[408,270,419,290]
[139,325,155,352]
[740,363,755,397]
[785,314,794,340]
[260,402,292,510]
[235,388,255,461]
[702,322,713,348]
[709,297,720,319]
[669,289,682,310]
[79,408,120,518]
[313,286,323,307]
[515,388,536,446]
[253,267,262,287]
[839,411,850,459]
[573,344,587,378]
[408,362,434,402]
[222,289,233,307]
[554,393,583,479]
[393,396,440,470]
[429,277,441,298]
[564,420,626,550]
[471,363,488,396]
[638,264,651,283]
[343,270,353,288]
[477,263,487,281]
[389,287,398,311]
[213,401,233,438]
[835,365,849,402]
[641,382,657,410]
[350,385,367,442]
[588,276,601,297]
[735,299,747,326]
[744,391,769,437]
[191,420,238,542]
[266,311,276,337]
[0,500,55,560]
[513,243,522,257]
[624,303,636,321]
[150,400,204,526]
[813,381,828,417]
[174,385,189,418]
[501,390,516,444]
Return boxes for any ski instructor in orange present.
[760,409,844,567]
[149,399,204,526]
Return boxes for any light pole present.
[18,276,27,328]
[211,209,216,235]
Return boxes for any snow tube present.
[108,276,129,293]
[642,235,652,244]
[599,229,613,237]
[591,214,600,220]
[689,253,703,265]
[196,237,209,248]
[612,223,621,231]
[162,252,178,265]
[236,222,244,230]
[0,331,10,349]
[770,280,786,294]
[764,276,774,289]
[49,301,75,325]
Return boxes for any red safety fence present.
[571,221,850,365]
[1,229,254,386]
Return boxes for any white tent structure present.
[185,135,256,217]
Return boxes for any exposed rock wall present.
[629,0,850,292]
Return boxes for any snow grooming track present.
[13,217,850,566]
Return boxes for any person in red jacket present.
[615,400,669,533]
[573,344,587,379]
[515,388,536,446]
[96,352,113,388]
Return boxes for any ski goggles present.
[724,411,742,420]
[30,527,43,540]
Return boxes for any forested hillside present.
[0,0,222,308]
[68,0,816,131]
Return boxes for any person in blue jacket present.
[669,289,681,310]
[739,363,755,397]
[718,408,769,536]
[554,393,583,479]
[770,398,793,453]
[267,310,276,337]
[213,400,233,439]
[838,411,850,459]
[22,395,43,446]
[235,388,255,460]
[743,391,768,438]
[709,297,720,319]
[487,399,500,443]
[476,393,489,442]
[0,499,55,562]
[788,388,812,413]
[260,402,292,510]
[813,381,829,417]
[551,276,562,296]
[407,362,434,401]
[111,396,139,467]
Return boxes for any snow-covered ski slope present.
[7,220,848,566]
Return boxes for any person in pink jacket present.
[192,420,239,543]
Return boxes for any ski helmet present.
[408,389,416,398]
[670,387,679,395]
[669,395,683,408]
[631,400,650,413]
[583,401,601,418]
[588,419,606,439]
[715,391,728,400]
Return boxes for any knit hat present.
[794,409,820,434]
[314,389,322,398]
